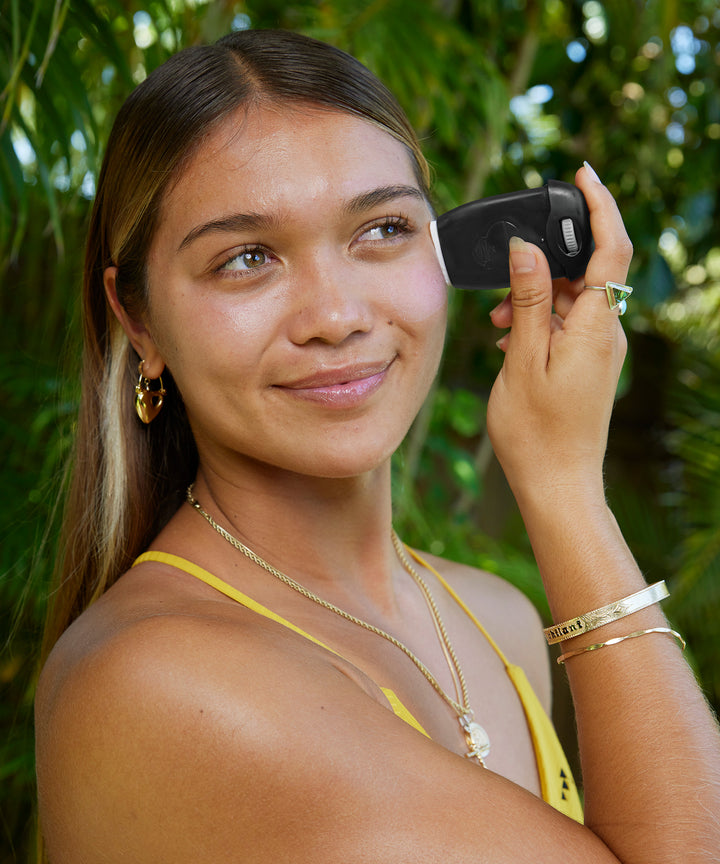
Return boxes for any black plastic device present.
[430,180,593,291]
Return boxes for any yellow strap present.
[133,551,425,737]
[134,548,582,821]
[406,546,583,822]
[133,551,342,658]
[380,688,430,738]
[506,664,584,821]
[406,547,508,664]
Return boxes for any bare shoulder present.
[35,561,602,863]
[418,550,552,712]
[34,565,372,862]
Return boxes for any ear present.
[104,266,165,378]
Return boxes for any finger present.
[552,277,584,319]
[504,237,552,364]
[494,319,566,352]
[575,163,633,288]
[493,314,564,351]
[550,312,565,335]
[489,291,512,329]
[561,165,634,332]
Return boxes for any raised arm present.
[487,164,720,861]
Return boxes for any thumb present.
[505,237,552,364]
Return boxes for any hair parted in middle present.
[45,28,433,657]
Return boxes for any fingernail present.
[583,160,602,183]
[509,236,536,274]
[496,334,509,352]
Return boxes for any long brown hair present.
[41,28,432,658]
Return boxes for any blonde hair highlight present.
[41,29,432,659]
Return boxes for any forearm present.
[487,168,720,859]
[520,490,720,862]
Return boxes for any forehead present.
[160,103,422,228]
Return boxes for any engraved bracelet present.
[544,581,669,645]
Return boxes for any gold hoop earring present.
[134,361,166,424]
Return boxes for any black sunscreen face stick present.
[430,180,593,291]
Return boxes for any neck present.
[190,455,401,610]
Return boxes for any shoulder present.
[418,550,552,712]
[33,568,356,861]
[34,562,598,862]
[34,558,342,742]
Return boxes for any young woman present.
[34,29,720,863]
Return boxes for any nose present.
[285,254,374,347]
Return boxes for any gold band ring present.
[585,281,633,315]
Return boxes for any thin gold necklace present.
[186,484,490,765]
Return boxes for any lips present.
[274,359,395,407]
[279,360,393,390]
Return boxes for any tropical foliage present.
[2,1,719,860]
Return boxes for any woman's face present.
[142,103,448,480]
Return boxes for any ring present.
[585,281,633,315]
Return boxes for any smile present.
[275,360,394,407]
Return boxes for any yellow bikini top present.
[133,548,583,822]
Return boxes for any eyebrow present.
[342,184,426,215]
[177,184,426,252]
[178,212,277,252]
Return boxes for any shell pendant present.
[459,713,490,766]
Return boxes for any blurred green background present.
[2,1,719,860]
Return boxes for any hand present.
[486,165,633,503]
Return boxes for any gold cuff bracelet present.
[544,581,669,645]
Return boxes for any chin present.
[236,436,399,483]
[288,447,396,482]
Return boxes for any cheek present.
[387,257,448,336]
[149,288,279,377]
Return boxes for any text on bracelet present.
[545,619,585,642]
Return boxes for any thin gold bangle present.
[556,627,686,665]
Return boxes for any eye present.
[360,216,411,243]
[218,247,273,273]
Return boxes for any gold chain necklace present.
[186,484,490,765]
